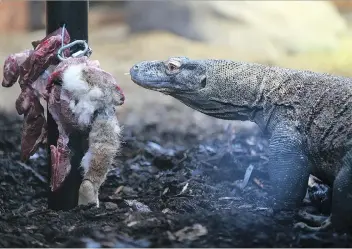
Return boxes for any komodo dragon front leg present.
[270,121,335,232]
[268,122,310,211]
[269,123,336,231]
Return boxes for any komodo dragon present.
[129,57,352,232]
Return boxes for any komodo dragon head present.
[130,57,259,121]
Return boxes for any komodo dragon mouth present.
[130,77,170,92]
[130,76,195,95]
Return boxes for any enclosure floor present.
[0,112,351,248]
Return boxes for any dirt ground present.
[0,111,351,247]
[1,20,352,247]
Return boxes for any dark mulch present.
[0,112,351,247]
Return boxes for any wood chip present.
[218,197,241,201]
[114,185,124,195]
[178,182,189,195]
[127,221,138,227]
[253,177,264,188]
[16,161,47,184]
[234,164,254,189]
[162,187,169,195]
[173,224,208,242]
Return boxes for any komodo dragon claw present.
[294,211,332,232]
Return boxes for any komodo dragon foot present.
[294,150,352,232]
[294,211,332,232]
[292,176,333,232]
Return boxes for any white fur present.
[73,87,105,126]
[88,86,104,100]
[81,149,92,174]
[74,98,97,126]
[62,64,89,96]
[62,64,106,126]
[69,100,76,110]
[112,118,121,135]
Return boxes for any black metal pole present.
[46,0,89,211]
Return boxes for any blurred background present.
[1,0,352,135]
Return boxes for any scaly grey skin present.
[129,57,352,232]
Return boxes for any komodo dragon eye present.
[168,63,177,71]
[166,59,181,72]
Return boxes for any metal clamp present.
[57,40,91,61]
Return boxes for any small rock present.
[162,208,171,214]
[167,231,176,241]
[146,141,176,156]
[254,231,269,241]
[81,238,101,248]
[124,200,151,213]
[173,223,208,242]
[127,221,138,227]
[104,202,118,210]
[122,186,137,196]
